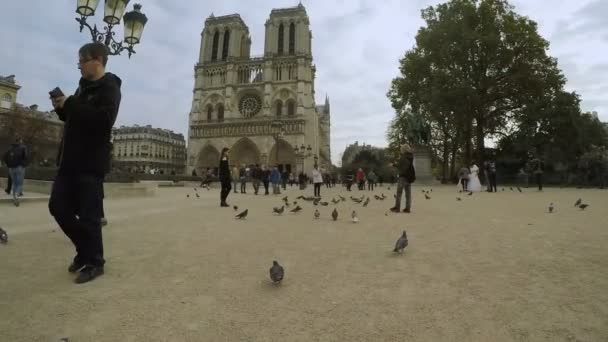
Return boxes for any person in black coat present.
[219,147,232,207]
[390,144,416,213]
[49,43,120,284]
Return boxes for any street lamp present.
[294,144,313,173]
[75,1,149,58]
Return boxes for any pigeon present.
[0,227,7,244]
[339,195,346,202]
[59,338,70,342]
[374,195,381,200]
[579,204,589,210]
[574,198,582,207]
[510,187,514,191]
[332,208,338,221]
[314,209,320,219]
[388,187,391,191]
[421,190,426,193]
[393,230,408,253]
[362,198,370,207]
[269,260,284,284]
[273,206,285,215]
[194,188,198,192]
[320,201,329,206]
[187,194,190,198]
[291,205,303,213]
[430,189,433,193]
[331,198,340,204]
[235,209,248,219]
[293,201,298,206]
[502,188,505,192]
[380,194,386,200]
[456,197,462,201]
[548,203,554,213]
[351,210,359,223]
[233,205,238,211]
[282,196,288,202]
[424,193,431,200]
[468,192,473,196]
[313,199,320,206]
[296,195,305,200]
[517,187,522,193]
[196,193,200,198]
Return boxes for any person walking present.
[390,144,416,213]
[457,166,470,192]
[239,165,247,194]
[231,165,239,193]
[488,159,497,192]
[48,42,120,283]
[367,170,377,191]
[219,147,232,207]
[252,164,261,195]
[356,168,366,190]
[530,154,544,191]
[312,164,323,198]
[261,165,271,195]
[3,138,28,206]
[270,166,281,195]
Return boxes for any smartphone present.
[49,87,64,98]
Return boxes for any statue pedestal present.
[413,145,436,184]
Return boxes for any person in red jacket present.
[356,168,366,190]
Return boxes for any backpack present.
[405,163,416,183]
[4,147,24,168]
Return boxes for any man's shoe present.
[403,208,411,213]
[100,217,108,226]
[74,265,104,284]
[4,189,9,195]
[13,199,19,207]
[68,261,85,273]
[389,207,400,213]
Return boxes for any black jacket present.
[219,157,230,182]
[55,73,121,176]
[3,143,28,168]
[396,152,416,183]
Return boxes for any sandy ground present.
[0,183,607,342]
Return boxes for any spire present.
[324,94,330,114]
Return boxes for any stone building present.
[187,4,331,176]
[0,75,63,166]
[112,125,186,174]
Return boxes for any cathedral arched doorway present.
[196,145,220,174]
[268,139,296,174]
[230,137,261,167]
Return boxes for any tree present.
[388,0,565,175]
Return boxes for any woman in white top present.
[468,163,482,192]
[311,165,323,197]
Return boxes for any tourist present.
[367,169,377,191]
[312,164,323,197]
[281,170,288,190]
[345,171,354,191]
[484,161,492,192]
[518,167,529,188]
[231,165,239,193]
[49,42,120,283]
[488,159,497,192]
[356,168,366,190]
[252,164,261,195]
[270,166,281,194]
[239,164,247,193]
[218,147,232,207]
[457,166,470,192]
[530,154,544,191]
[2,137,28,206]
[390,144,416,213]
[261,165,271,195]
[289,172,295,187]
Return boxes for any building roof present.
[205,13,249,31]
[0,75,21,90]
[270,2,307,16]
[113,124,185,139]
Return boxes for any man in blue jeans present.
[3,138,28,206]
[49,42,121,284]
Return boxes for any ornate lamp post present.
[270,121,285,167]
[294,143,313,174]
[75,0,149,58]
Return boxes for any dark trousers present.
[314,183,321,197]
[220,180,231,204]
[240,179,246,193]
[49,174,105,267]
[263,181,270,195]
[489,172,497,192]
[461,178,469,191]
[368,182,375,191]
[536,173,543,191]
[253,179,260,194]
[346,181,353,191]
[4,173,11,193]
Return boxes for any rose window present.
[238,94,262,118]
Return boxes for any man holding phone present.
[49,42,122,284]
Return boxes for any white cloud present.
[1,0,606,165]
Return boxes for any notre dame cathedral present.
[187,4,331,175]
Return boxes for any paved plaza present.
[1,184,607,341]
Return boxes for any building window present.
[207,105,213,121]
[289,23,295,54]
[217,104,224,122]
[1,93,11,109]
[275,100,282,117]
[222,29,230,61]
[278,23,284,55]
[211,31,220,61]
[287,100,295,116]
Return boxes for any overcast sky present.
[1,0,606,164]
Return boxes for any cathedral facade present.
[187,4,331,176]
